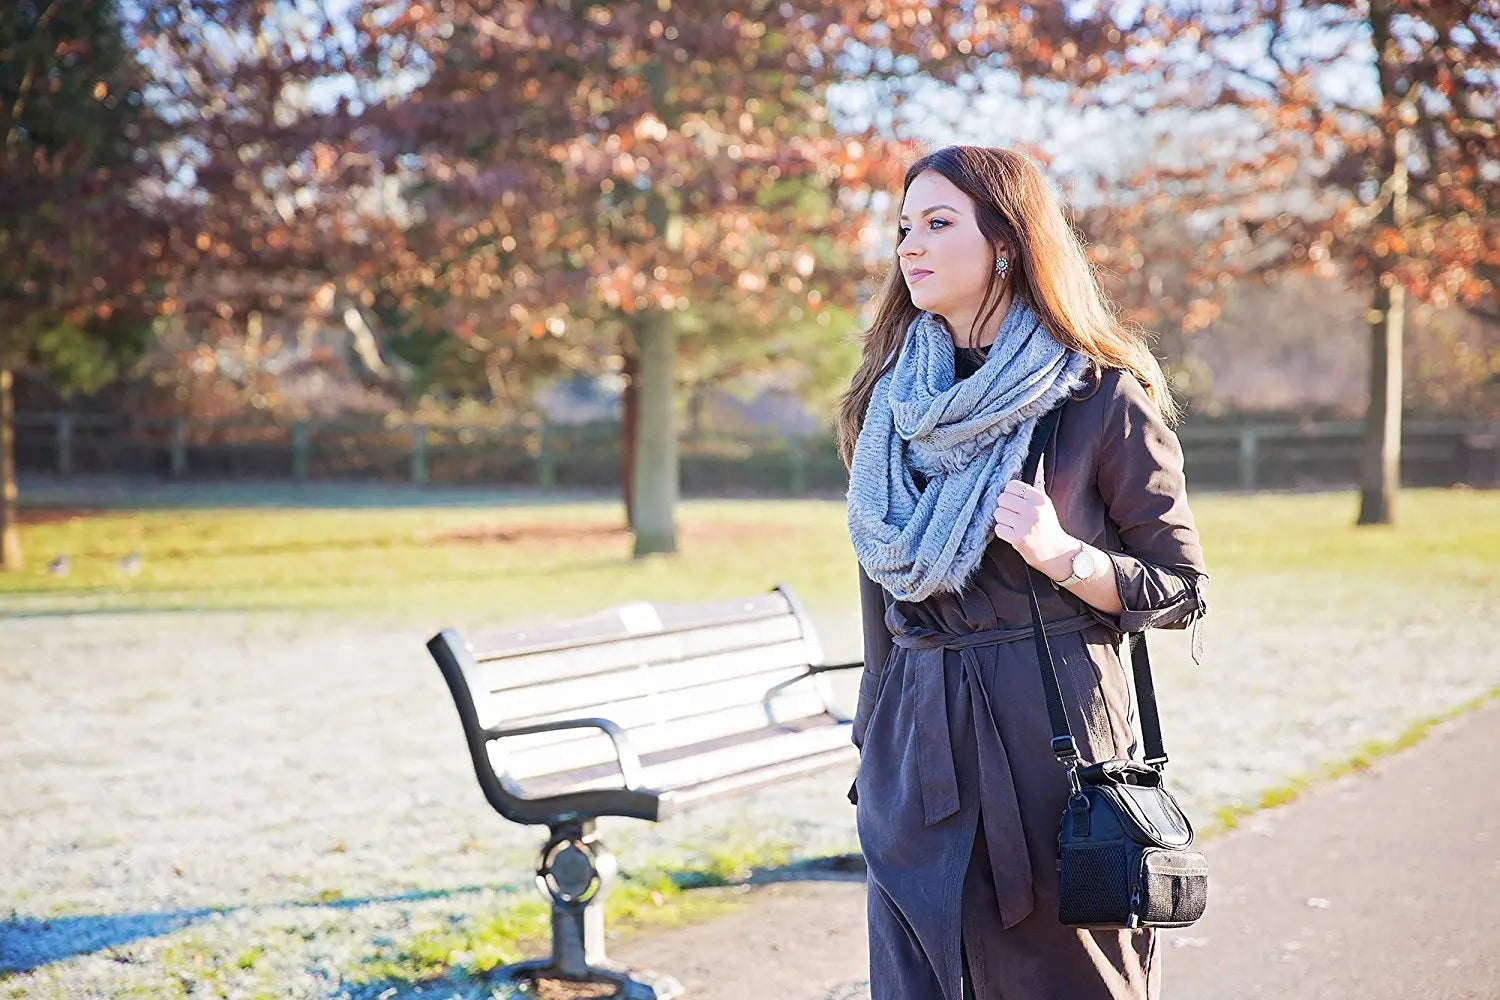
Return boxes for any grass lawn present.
[2,487,1497,627]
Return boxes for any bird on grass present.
[46,553,70,577]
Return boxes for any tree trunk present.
[631,314,678,557]
[1358,8,1410,526]
[622,186,682,534]
[0,368,22,571]
[686,386,705,443]
[1358,276,1405,525]
[620,334,638,530]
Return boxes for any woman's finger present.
[1004,479,1044,501]
[997,493,1040,515]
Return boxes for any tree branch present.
[2,0,62,151]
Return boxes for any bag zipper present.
[1127,851,1147,928]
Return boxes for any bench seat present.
[516,715,856,816]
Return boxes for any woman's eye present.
[897,219,948,238]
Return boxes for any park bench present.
[426,583,861,999]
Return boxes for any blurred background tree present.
[132,0,420,421]
[0,0,172,570]
[348,1,887,554]
[346,0,1183,553]
[1086,0,1499,524]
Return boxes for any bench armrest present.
[805,659,863,675]
[483,717,644,791]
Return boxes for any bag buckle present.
[1051,735,1078,763]
[1066,762,1082,796]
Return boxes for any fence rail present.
[12,412,1500,494]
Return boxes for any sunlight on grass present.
[352,837,799,990]
[2,488,1497,627]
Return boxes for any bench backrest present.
[442,584,837,782]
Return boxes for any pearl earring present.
[995,257,1009,275]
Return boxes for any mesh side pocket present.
[1140,848,1209,926]
[1058,840,1131,927]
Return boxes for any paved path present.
[616,698,1500,999]
[1166,697,1500,999]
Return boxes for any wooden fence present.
[11,412,1500,494]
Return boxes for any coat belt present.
[884,602,1098,928]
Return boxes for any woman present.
[838,145,1209,1000]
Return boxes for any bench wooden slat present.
[468,593,795,661]
[659,745,858,816]
[498,690,832,779]
[514,721,853,799]
[480,615,808,693]
[482,663,823,744]
[485,637,814,724]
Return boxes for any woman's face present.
[897,170,1000,324]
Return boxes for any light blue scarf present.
[847,298,1092,602]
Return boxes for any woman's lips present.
[908,269,933,283]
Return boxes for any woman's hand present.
[996,454,1124,612]
[993,454,1078,574]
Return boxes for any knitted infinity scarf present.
[847,298,1092,602]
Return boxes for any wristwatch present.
[1052,545,1098,588]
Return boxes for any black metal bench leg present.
[488,819,685,999]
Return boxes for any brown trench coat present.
[850,364,1209,1000]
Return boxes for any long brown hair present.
[835,145,1181,468]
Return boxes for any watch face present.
[1073,548,1097,579]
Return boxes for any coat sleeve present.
[848,561,894,806]
[851,561,893,752]
[1089,369,1210,662]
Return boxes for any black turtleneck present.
[955,344,989,380]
